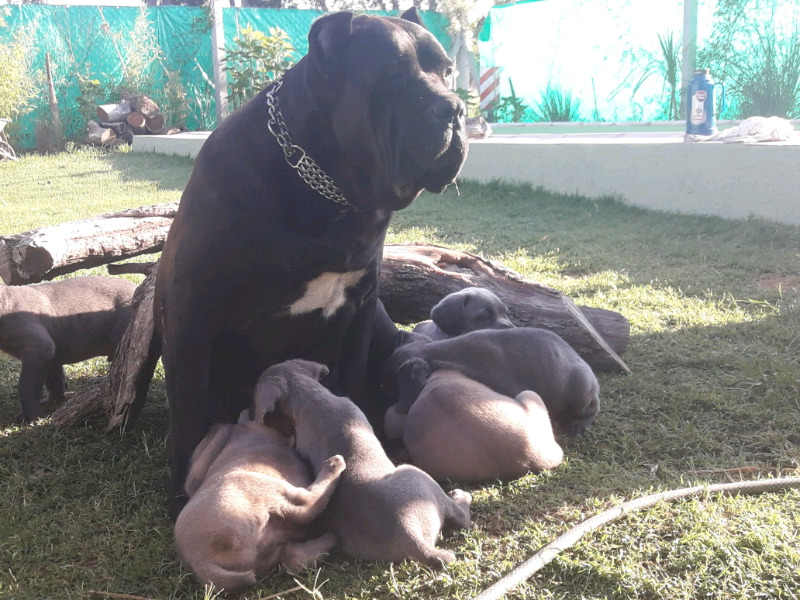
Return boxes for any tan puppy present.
[384,370,563,483]
[254,359,472,567]
[174,413,345,593]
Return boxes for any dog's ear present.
[431,293,466,336]
[307,11,353,82]
[395,357,431,414]
[400,7,425,28]
[291,359,330,382]
[184,424,235,496]
[253,372,287,424]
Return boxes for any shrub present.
[0,21,36,121]
[224,25,295,111]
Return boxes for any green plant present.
[224,25,295,110]
[492,78,531,122]
[158,70,191,129]
[0,23,36,122]
[75,73,106,125]
[456,87,480,118]
[533,83,582,122]
[730,27,800,118]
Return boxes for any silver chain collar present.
[265,79,354,211]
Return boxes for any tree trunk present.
[126,112,147,134]
[379,244,630,373]
[145,112,166,134]
[0,204,178,285]
[50,265,162,430]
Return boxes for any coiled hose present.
[473,476,800,600]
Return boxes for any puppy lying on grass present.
[384,370,563,483]
[383,327,600,436]
[254,359,472,567]
[175,411,345,592]
[0,276,136,422]
[413,287,514,341]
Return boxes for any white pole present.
[681,0,698,116]
[210,0,229,126]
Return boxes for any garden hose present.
[472,476,800,600]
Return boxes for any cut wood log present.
[96,101,132,123]
[51,265,162,430]
[145,112,166,134]
[100,121,128,135]
[87,120,115,146]
[128,94,160,118]
[126,111,146,134]
[0,203,178,285]
[379,244,631,373]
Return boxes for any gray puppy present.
[413,287,514,340]
[254,359,472,567]
[0,276,137,422]
[175,413,345,592]
[384,370,563,483]
[383,327,600,435]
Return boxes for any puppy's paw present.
[323,454,346,476]
[448,489,472,506]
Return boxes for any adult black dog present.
[154,9,467,519]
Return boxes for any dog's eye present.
[444,65,454,79]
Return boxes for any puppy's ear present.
[307,11,353,91]
[184,424,235,496]
[400,7,425,28]
[431,292,466,336]
[292,359,330,382]
[253,372,287,424]
[396,357,431,414]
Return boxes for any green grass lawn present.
[0,148,799,600]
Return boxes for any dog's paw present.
[448,489,472,505]
[323,454,346,475]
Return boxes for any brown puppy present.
[384,370,563,483]
[383,327,600,435]
[413,287,514,341]
[254,359,472,567]
[174,413,345,592]
[0,276,136,422]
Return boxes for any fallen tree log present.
[87,120,115,146]
[51,264,161,430]
[379,244,630,373]
[0,203,178,285]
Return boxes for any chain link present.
[265,80,353,210]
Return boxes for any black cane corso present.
[0,276,137,422]
[154,9,467,519]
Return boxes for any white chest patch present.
[289,270,366,319]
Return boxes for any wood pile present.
[88,92,183,148]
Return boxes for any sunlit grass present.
[1,151,799,599]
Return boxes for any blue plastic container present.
[686,69,725,135]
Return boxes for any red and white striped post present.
[479,66,501,113]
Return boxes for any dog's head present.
[304,8,467,211]
[253,359,330,423]
[431,287,515,336]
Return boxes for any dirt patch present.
[756,273,800,291]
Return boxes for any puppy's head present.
[253,359,330,423]
[431,287,514,336]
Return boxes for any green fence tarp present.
[0,6,451,149]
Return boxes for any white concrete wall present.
[460,136,800,225]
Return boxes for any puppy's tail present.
[193,563,257,594]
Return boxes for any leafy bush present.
[533,84,582,122]
[0,21,36,122]
[492,78,533,122]
[224,25,295,110]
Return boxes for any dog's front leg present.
[162,322,213,521]
[16,333,56,422]
[45,363,66,405]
